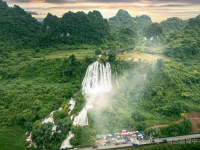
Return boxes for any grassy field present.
[118,53,170,62]
[0,126,27,150]
[45,49,94,59]
[45,49,170,62]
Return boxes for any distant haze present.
[5,0,200,22]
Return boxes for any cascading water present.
[73,104,93,126]
[82,61,112,95]
[61,61,112,148]
[68,98,76,115]
[73,61,112,126]
[60,131,74,149]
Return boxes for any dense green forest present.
[41,10,111,46]
[134,16,196,55]
[0,55,97,149]
[0,0,42,50]
[160,17,188,36]
[1,0,200,149]
[144,23,163,39]
[164,16,200,59]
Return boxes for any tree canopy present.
[160,17,188,35]
[144,23,163,39]
[0,0,111,51]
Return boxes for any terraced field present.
[0,126,26,150]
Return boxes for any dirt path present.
[189,118,200,132]
[147,111,200,132]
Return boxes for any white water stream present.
[60,131,74,149]
[68,98,76,115]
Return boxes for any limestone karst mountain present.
[109,9,152,33]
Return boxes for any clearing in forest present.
[45,49,94,59]
[118,52,170,62]
[46,49,170,63]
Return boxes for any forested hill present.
[164,15,200,59]
[41,11,111,46]
[0,0,42,49]
[160,17,188,35]
[0,0,111,50]
[108,9,152,33]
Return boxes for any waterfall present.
[61,61,112,148]
[73,61,112,126]
[82,61,112,95]
[73,104,93,126]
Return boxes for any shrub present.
[160,118,192,136]
[131,112,146,122]
[135,123,146,131]
[95,49,102,55]
[37,108,50,119]
[53,110,65,122]
[32,120,41,131]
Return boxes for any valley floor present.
[44,49,170,62]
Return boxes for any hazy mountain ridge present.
[115,9,132,18]
[109,9,152,33]
[41,10,111,45]
[0,0,111,50]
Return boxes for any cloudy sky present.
[5,0,200,22]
